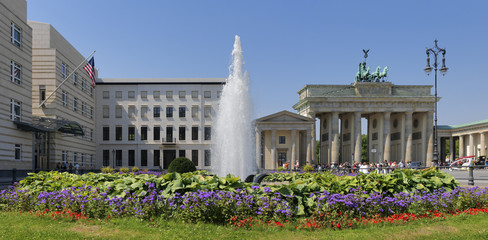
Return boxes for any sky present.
[27,0,488,126]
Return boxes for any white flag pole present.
[39,50,96,108]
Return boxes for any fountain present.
[212,35,257,179]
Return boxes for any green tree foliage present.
[361,134,368,162]
[168,157,197,173]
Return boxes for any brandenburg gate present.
[293,53,437,166]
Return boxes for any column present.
[330,112,340,164]
[468,134,474,156]
[306,130,312,165]
[255,129,262,169]
[271,130,276,169]
[383,112,391,163]
[308,111,316,164]
[459,135,464,158]
[354,111,362,163]
[449,136,454,163]
[481,132,486,157]
[404,112,413,163]
[426,112,434,167]
[291,130,297,169]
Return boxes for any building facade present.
[438,120,488,163]
[28,21,96,169]
[0,0,33,169]
[95,78,224,170]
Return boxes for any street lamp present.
[424,40,448,166]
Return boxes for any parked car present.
[449,156,475,171]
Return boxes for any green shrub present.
[277,167,285,172]
[131,166,140,172]
[101,166,114,173]
[303,165,314,172]
[119,167,129,173]
[168,157,196,173]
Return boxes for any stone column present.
[449,136,454,162]
[468,134,474,156]
[459,135,464,158]
[354,111,362,163]
[405,112,413,163]
[383,112,391,163]
[331,112,340,164]
[271,130,277,169]
[255,129,262,169]
[291,130,297,169]
[481,132,486,157]
[308,112,316,164]
[306,130,312,165]
[426,112,434,167]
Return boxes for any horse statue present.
[370,66,381,82]
[379,66,389,81]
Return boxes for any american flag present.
[83,57,96,88]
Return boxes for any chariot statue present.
[354,49,389,82]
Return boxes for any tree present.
[361,134,368,162]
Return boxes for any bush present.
[168,157,196,173]
[131,166,140,172]
[303,165,314,172]
[119,167,129,173]
[101,166,114,173]
[277,167,285,172]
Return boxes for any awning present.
[14,117,84,136]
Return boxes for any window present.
[128,105,135,118]
[141,106,148,118]
[90,106,93,119]
[141,126,147,140]
[115,105,122,118]
[154,126,160,141]
[62,151,68,164]
[11,61,21,84]
[192,127,198,140]
[38,86,46,102]
[103,105,109,118]
[191,106,198,118]
[166,91,173,99]
[204,106,211,118]
[82,102,86,115]
[90,155,93,168]
[192,150,198,166]
[153,106,160,118]
[90,129,93,141]
[103,91,109,99]
[179,106,186,118]
[204,91,211,98]
[128,150,135,166]
[153,91,160,99]
[204,127,211,140]
[179,91,186,98]
[179,150,186,158]
[278,152,287,167]
[73,152,78,164]
[179,126,186,140]
[116,150,122,166]
[11,23,21,47]
[14,144,21,161]
[62,91,68,106]
[82,78,86,91]
[154,150,160,166]
[128,91,135,99]
[103,150,110,166]
[191,91,198,98]
[141,150,147,166]
[204,150,211,166]
[62,63,67,78]
[141,91,147,99]
[115,126,122,141]
[10,99,21,121]
[128,126,135,141]
[166,126,173,142]
[73,72,78,85]
[103,126,110,141]
[81,153,86,167]
[279,136,286,144]
[73,97,78,112]
[115,91,122,99]
[166,106,173,118]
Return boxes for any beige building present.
[96,78,224,170]
[25,21,96,169]
[255,111,314,170]
[294,82,437,166]
[439,120,488,163]
[0,0,33,169]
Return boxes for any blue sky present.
[27,0,488,126]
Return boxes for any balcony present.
[162,137,177,145]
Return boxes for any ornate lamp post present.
[424,40,448,166]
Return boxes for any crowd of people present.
[282,160,412,174]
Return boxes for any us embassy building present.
[2,0,488,171]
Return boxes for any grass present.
[1,211,488,240]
